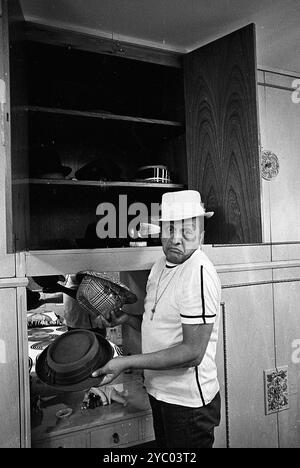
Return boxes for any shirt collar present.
[165,247,202,268]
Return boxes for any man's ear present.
[200,230,205,246]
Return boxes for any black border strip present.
[200,265,206,324]
[180,314,216,319]
[195,366,206,406]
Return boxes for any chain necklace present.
[150,266,177,320]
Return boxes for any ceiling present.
[19,0,300,74]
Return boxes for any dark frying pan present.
[33,276,77,299]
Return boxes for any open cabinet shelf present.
[26,106,184,127]
[11,38,187,251]
[10,22,262,253]
[14,179,184,189]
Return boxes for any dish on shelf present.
[133,165,172,184]
[28,328,54,336]
[28,333,59,343]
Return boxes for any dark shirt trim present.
[180,313,216,319]
[195,366,206,406]
[200,265,206,324]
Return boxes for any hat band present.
[44,357,99,386]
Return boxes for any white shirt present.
[142,248,221,407]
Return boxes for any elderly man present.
[92,190,221,448]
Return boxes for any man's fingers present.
[92,368,115,385]
[92,367,105,378]
[99,374,115,385]
[94,315,111,328]
[109,309,127,326]
[111,389,127,406]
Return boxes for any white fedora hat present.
[160,190,214,222]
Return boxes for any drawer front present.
[139,415,155,441]
[33,432,86,448]
[90,420,139,448]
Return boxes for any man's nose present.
[171,231,183,244]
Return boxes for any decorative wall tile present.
[264,366,289,415]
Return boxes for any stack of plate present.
[134,165,172,183]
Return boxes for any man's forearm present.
[120,343,201,371]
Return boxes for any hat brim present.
[160,211,214,221]
[35,166,72,178]
[35,332,114,392]
[76,271,137,304]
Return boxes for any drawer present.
[90,419,139,448]
[139,415,155,441]
[33,432,86,448]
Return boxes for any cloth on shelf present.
[81,384,128,409]
[27,311,64,328]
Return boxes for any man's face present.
[161,217,204,264]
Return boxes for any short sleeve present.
[178,264,218,325]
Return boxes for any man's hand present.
[94,309,130,329]
[92,356,128,385]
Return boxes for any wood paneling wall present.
[184,24,262,244]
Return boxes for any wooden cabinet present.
[33,432,87,449]
[259,71,300,243]
[33,414,155,448]
[272,274,300,448]
[184,25,262,244]
[30,377,155,449]
[4,7,262,252]
[90,419,139,448]
[0,288,21,448]
[0,0,270,450]
[221,282,278,448]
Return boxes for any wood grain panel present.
[0,0,10,253]
[0,288,21,448]
[222,284,278,447]
[214,303,227,448]
[184,24,262,244]
[262,86,300,243]
[273,282,300,448]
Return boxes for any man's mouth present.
[168,248,182,254]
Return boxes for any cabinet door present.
[0,0,10,254]
[273,280,300,448]
[259,73,300,243]
[213,302,227,448]
[184,24,262,245]
[222,284,278,447]
[1,0,28,253]
[4,0,29,251]
[0,288,21,448]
